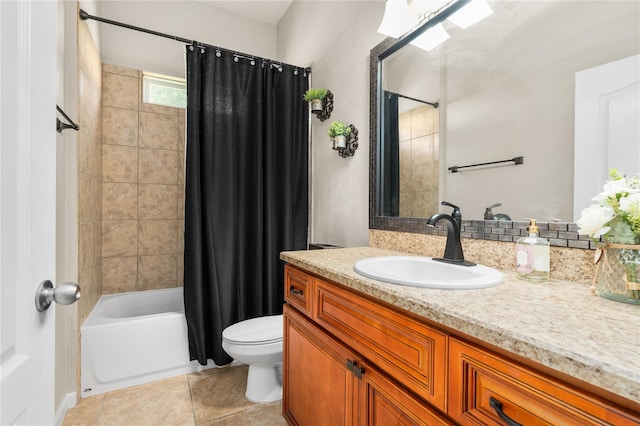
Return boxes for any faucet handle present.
[441,201,461,218]
[484,203,502,220]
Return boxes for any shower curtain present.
[382,91,400,216]
[183,45,309,366]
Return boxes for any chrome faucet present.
[427,201,476,266]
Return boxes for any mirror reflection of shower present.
[398,96,440,218]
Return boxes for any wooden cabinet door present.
[358,360,455,426]
[283,304,357,426]
[314,278,448,410]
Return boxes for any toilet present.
[221,314,283,403]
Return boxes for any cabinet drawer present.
[314,278,448,411]
[284,265,313,316]
[448,338,640,425]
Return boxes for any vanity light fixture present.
[447,0,493,29]
[377,0,415,38]
[410,23,450,51]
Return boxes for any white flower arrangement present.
[576,169,640,244]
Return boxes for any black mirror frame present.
[369,0,468,234]
[368,1,589,249]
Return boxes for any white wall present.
[277,1,387,247]
[99,0,278,78]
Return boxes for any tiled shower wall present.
[101,64,186,294]
[399,105,439,218]
[77,18,102,324]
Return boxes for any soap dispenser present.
[516,219,550,282]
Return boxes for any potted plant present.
[327,121,351,149]
[303,88,328,112]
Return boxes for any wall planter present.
[328,121,358,158]
[333,135,347,149]
[310,99,324,112]
[303,88,333,121]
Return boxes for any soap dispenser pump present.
[516,219,550,282]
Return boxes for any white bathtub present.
[81,287,214,397]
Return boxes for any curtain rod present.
[389,91,438,108]
[78,9,311,72]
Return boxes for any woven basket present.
[593,243,640,305]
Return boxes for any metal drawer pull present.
[489,397,522,426]
[289,286,304,296]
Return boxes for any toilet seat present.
[222,314,283,345]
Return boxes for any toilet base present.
[245,363,282,403]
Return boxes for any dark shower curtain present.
[382,91,400,216]
[183,45,309,366]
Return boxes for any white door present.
[574,54,640,220]
[1,1,57,424]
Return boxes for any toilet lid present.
[222,314,283,345]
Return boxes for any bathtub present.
[81,287,214,397]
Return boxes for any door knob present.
[35,280,81,312]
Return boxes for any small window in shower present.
[142,72,187,109]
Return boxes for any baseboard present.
[54,392,77,426]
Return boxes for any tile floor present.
[63,365,287,425]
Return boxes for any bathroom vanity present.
[280,247,640,425]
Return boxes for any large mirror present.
[370,0,640,235]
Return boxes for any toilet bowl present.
[222,314,283,403]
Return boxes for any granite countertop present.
[280,247,640,405]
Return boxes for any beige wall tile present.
[103,145,138,183]
[177,190,184,220]
[139,148,177,184]
[138,184,177,220]
[103,72,139,110]
[411,135,431,165]
[103,107,138,146]
[138,220,177,255]
[139,101,179,116]
[102,220,137,257]
[103,63,138,78]
[399,112,411,142]
[177,220,184,253]
[409,164,430,193]
[178,115,186,151]
[78,223,95,289]
[77,24,103,325]
[139,112,178,150]
[176,255,184,288]
[102,257,137,294]
[433,108,440,133]
[177,150,185,185]
[92,176,102,222]
[412,107,433,137]
[103,182,137,220]
[138,255,177,290]
[99,65,184,295]
[78,172,93,225]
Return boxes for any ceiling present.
[197,1,294,25]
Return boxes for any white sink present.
[353,256,504,289]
